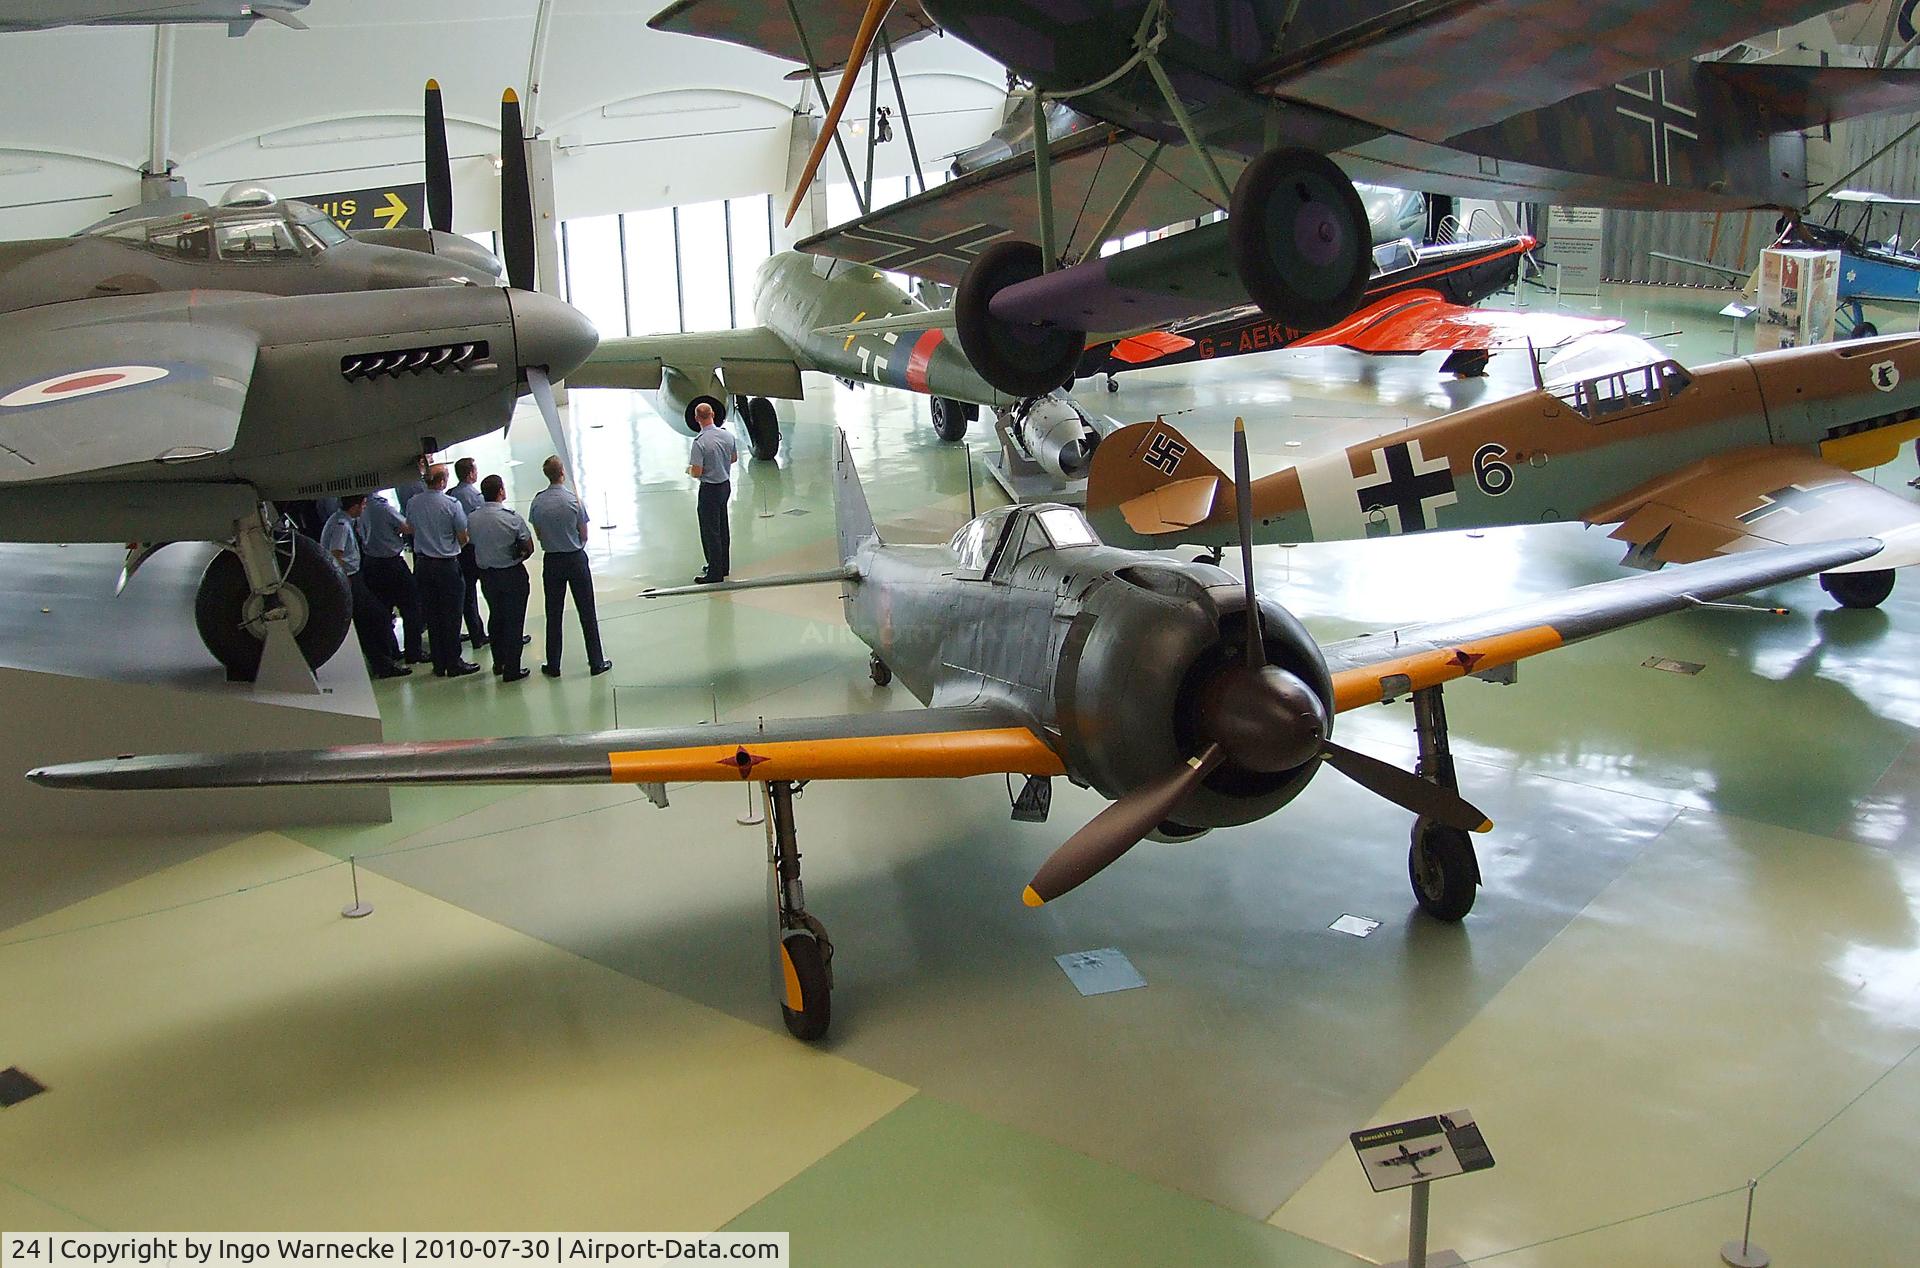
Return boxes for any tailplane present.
[1084,418,1227,537]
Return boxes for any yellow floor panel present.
[0,834,912,1230]
[0,1179,92,1232]
[1270,811,1920,1264]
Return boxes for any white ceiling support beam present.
[523,0,558,140]
[142,25,183,198]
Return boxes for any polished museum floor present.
[5,284,1918,1265]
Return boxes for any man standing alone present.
[450,456,490,649]
[529,455,611,677]
[409,464,480,678]
[688,401,738,584]
[468,474,535,682]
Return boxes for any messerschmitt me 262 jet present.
[0,84,598,680]
[32,424,1881,1041]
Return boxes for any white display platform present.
[1,542,391,833]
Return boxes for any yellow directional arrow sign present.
[293,181,426,232]
[374,190,409,230]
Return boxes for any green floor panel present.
[724,1095,1368,1268]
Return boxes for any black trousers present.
[542,548,605,669]
[458,542,488,643]
[479,564,530,675]
[416,555,466,673]
[361,553,423,660]
[347,570,399,672]
[698,479,731,580]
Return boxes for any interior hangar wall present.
[0,1,1006,240]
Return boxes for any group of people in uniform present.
[317,453,612,683]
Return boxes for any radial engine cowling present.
[1051,564,1336,832]
[1014,396,1101,481]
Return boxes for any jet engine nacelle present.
[655,365,729,434]
[1051,565,1336,832]
[1011,396,1102,481]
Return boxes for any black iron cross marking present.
[836,223,1010,272]
[1737,482,1834,525]
[1615,69,1697,186]
[1357,441,1456,533]
[1143,431,1187,476]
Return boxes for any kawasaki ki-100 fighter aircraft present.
[1087,333,1920,609]
[674,0,1920,398]
[31,424,1882,1041]
[0,83,598,680]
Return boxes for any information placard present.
[1350,1109,1496,1193]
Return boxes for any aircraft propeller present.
[425,79,453,233]
[784,0,895,226]
[1022,418,1492,906]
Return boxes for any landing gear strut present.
[765,780,833,1040]
[1407,685,1480,922]
[193,508,351,684]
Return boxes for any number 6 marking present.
[1473,442,1515,496]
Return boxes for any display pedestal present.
[0,542,390,833]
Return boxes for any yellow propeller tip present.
[1475,819,1494,834]
[1234,415,1246,432]
[1021,886,1046,908]
[426,78,441,91]
[502,87,519,104]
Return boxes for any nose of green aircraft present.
[506,287,599,381]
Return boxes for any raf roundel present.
[0,365,172,410]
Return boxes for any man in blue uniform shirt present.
[468,474,535,682]
[358,489,427,664]
[688,401,738,584]
[529,455,611,677]
[408,464,480,678]
[322,496,409,679]
[450,456,490,649]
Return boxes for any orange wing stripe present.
[1332,627,1563,712]
[606,727,1066,783]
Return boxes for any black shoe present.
[694,574,716,584]
[590,659,614,676]
[472,636,490,649]
[407,652,432,664]
[502,668,531,683]
[541,664,562,678]
[373,664,412,679]
[437,660,482,678]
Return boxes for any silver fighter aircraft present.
[0,1,309,35]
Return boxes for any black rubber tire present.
[681,393,728,433]
[745,396,781,461]
[1409,816,1478,922]
[779,930,832,1041]
[869,655,892,687]
[1820,568,1895,609]
[931,397,969,443]
[194,531,352,681]
[1853,321,1880,339]
[1228,148,1371,332]
[1105,375,1118,393]
[954,240,1085,398]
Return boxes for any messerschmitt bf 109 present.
[1087,332,1920,608]
[678,0,1920,396]
[0,85,598,680]
[30,425,1881,1041]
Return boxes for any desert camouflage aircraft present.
[1087,333,1920,608]
[30,425,1881,1040]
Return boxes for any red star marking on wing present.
[720,747,770,778]
[1447,648,1484,672]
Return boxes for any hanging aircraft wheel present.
[931,397,969,442]
[778,929,832,1041]
[1105,375,1118,393]
[1853,321,1880,339]
[1228,148,1371,332]
[869,654,892,687]
[744,397,781,460]
[955,240,1086,399]
[1409,816,1478,922]
[1820,568,1895,609]
[194,532,352,681]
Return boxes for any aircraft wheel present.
[955,240,1085,398]
[744,396,781,460]
[1820,568,1895,609]
[194,531,352,681]
[869,654,892,687]
[931,397,969,442]
[1105,375,1118,393]
[1228,148,1371,332]
[1409,816,1478,922]
[778,929,832,1041]
[1852,321,1879,339]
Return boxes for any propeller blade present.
[1318,740,1492,834]
[425,79,453,233]
[526,366,571,478]
[1231,416,1264,669]
[499,87,536,291]
[1024,745,1224,906]
[782,0,895,227]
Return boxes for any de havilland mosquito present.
[30,425,1882,1042]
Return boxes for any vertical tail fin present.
[834,428,880,562]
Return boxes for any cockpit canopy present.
[948,503,1098,578]
[84,198,349,262]
[1542,333,1692,423]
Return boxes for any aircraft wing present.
[1319,537,1881,712]
[27,702,1067,792]
[648,0,937,71]
[1290,291,1625,353]
[797,128,1247,286]
[1587,448,1920,573]
[1829,189,1920,209]
[0,294,257,483]
[569,325,807,400]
